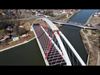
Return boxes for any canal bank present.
[0,37,35,52]
[66,10,80,22]
[85,10,98,25]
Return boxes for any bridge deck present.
[53,21,99,30]
[33,25,66,66]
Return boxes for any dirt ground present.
[80,15,100,65]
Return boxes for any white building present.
[12,36,19,41]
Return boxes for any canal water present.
[0,9,97,65]
[0,39,45,65]
[68,9,97,24]
[60,9,97,63]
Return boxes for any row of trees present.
[0,9,34,20]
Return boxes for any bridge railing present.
[33,24,68,65]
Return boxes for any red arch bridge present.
[31,17,86,66]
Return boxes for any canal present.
[68,9,97,24]
[60,9,97,63]
[0,9,97,65]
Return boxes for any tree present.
[44,10,55,17]
[18,28,28,36]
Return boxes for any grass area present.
[55,14,67,20]
[80,29,100,65]
[89,16,100,25]
[0,29,5,34]
[96,30,100,34]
